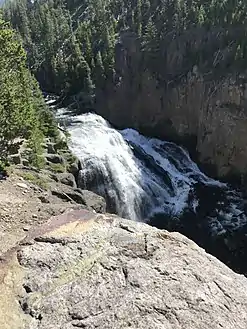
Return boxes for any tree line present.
[0,15,58,169]
[3,0,247,109]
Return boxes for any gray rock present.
[54,139,68,151]
[45,154,65,164]
[2,212,247,329]
[47,142,56,154]
[7,154,21,165]
[67,160,81,177]
[55,173,76,188]
[50,184,105,212]
[51,188,85,204]
[76,189,106,213]
[21,159,29,166]
[38,195,50,204]
[16,182,29,189]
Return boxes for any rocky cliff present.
[96,32,247,184]
[1,209,247,329]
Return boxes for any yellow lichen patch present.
[0,254,28,329]
[32,244,104,302]
[32,219,105,298]
[44,218,96,239]
[51,250,102,291]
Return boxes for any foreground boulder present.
[1,210,247,329]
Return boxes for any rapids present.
[56,110,247,237]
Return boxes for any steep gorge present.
[96,31,247,184]
[4,0,247,273]
[2,4,247,326]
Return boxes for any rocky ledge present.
[1,210,247,329]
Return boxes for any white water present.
[56,110,247,235]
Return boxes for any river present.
[53,104,247,274]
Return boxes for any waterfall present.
[56,110,247,237]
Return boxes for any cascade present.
[56,110,247,237]
[54,106,247,274]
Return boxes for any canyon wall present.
[97,32,247,184]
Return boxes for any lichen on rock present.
[1,211,247,329]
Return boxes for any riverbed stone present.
[21,159,29,166]
[76,189,106,213]
[51,187,86,204]
[50,183,106,213]
[47,142,56,154]
[67,159,82,183]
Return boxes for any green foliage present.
[0,18,33,158]
[0,16,58,168]
[0,159,8,172]
[3,0,247,105]
[47,162,66,173]
[18,171,49,189]
[26,126,45,169]
[56,138,69,151]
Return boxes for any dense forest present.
[3,0,247,180]
[3,0,247,110]
[0,15,57,168]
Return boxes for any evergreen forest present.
[3,0,247,109]
[0,15,57,167]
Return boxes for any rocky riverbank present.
[0,137,106,255]
[1,124,247,329]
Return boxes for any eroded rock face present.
[49,183,106,213]
[1,210,247,329]
[96,32,247,182]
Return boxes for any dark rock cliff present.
[96,31,247,185]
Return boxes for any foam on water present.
[55,110,247,234]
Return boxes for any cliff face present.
[97,32,247,183]
[1,210,247,329]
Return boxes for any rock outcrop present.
[54,172,77,187]
[50,183,106,213]
[1,210,247,329]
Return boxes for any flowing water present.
[54,105,247,274]
[56,109,247,230]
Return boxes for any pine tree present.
[4,0,247,110]
[80,55,95,97]
[0,17,57,165]
[141,0,151,29]
[142,17,156,51]
[94,51,106,88]
[135,0,142,36]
